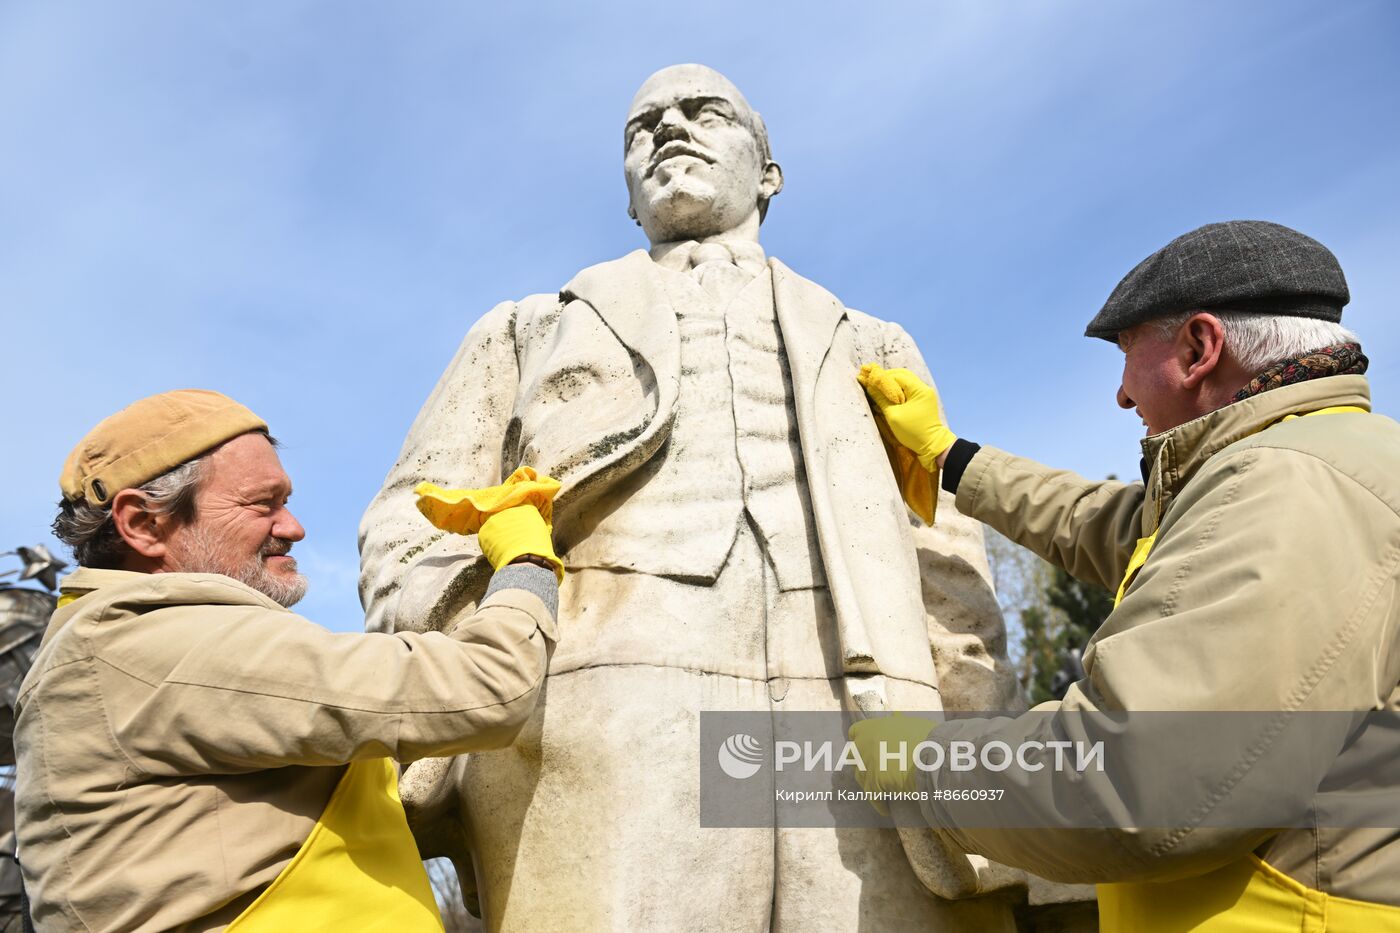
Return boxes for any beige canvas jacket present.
[15,565,557,932]
[920,375,1400,906]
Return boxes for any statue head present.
[624,64,783,245]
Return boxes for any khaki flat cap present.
[60,389,267,504]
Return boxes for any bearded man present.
[16,389,562,931]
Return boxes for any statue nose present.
[654,108,689,144]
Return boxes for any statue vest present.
[567,266,825,591]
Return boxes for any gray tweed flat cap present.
[1085,220,1350,341]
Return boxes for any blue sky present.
[2,1,1396,632]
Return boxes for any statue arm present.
[359,298,535,636]
[357,294,565,913]
[879,322,1023,713]
[874,326,1101,918]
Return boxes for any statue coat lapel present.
[548,251,681,542]
[771,260,935,702]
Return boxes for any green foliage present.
[1018,604,1060,706]
[1022,566,1114,705]
[984,529,1114,706]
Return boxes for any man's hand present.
[857,364,957,472]
[477,506,564,582]
[849,712,938,797]
[414,467,565,581]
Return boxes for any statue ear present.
[757,161,783,222]
[760,161,783,202]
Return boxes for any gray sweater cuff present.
[484,563,559,619]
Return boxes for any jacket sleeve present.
[881,323,1022,712]
[101,573,559,776]
[917,445,1399,882]
[955,445,1145,594]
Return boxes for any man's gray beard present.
[171,525,309,608]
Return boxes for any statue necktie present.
[654,239,766,304]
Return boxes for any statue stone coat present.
[360,250,1029,930]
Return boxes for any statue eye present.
[625,115,658,146]
[696,104,730,124]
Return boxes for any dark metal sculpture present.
[0,547,61,931]
[0,547,65,597]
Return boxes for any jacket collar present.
[46,566,286,649]
[558,251,846,376]
[1139,374,1371,530]
[560,249,678,371]
[551,251,682,521]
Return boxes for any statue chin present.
[641,184,743,243]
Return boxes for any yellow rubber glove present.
[856,364,956,524]
[414,466,564,582]
[848,712,938,797]
[477,505,564,582]
[857,365,957,470]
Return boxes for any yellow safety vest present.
[227,758,444,931]
[1099,854,1400,932]
[1101,405,1400,931]
[49,594,445,929]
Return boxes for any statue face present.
[624,65,780,244]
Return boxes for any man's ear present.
[1180,312,1227,389]
[759,161,784,202]
[110,489,170,560]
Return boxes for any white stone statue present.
[360,64,1078,932]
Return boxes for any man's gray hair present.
[1152,311,1360,374]
[52,456,208,569]
[51,434,279,569]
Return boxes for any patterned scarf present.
[1232,342,1369,402]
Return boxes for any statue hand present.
[857,364,957,472]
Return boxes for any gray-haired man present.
[854,220,1400,930]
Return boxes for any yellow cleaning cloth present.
[873,416,936,525]
[414,466,561,535]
